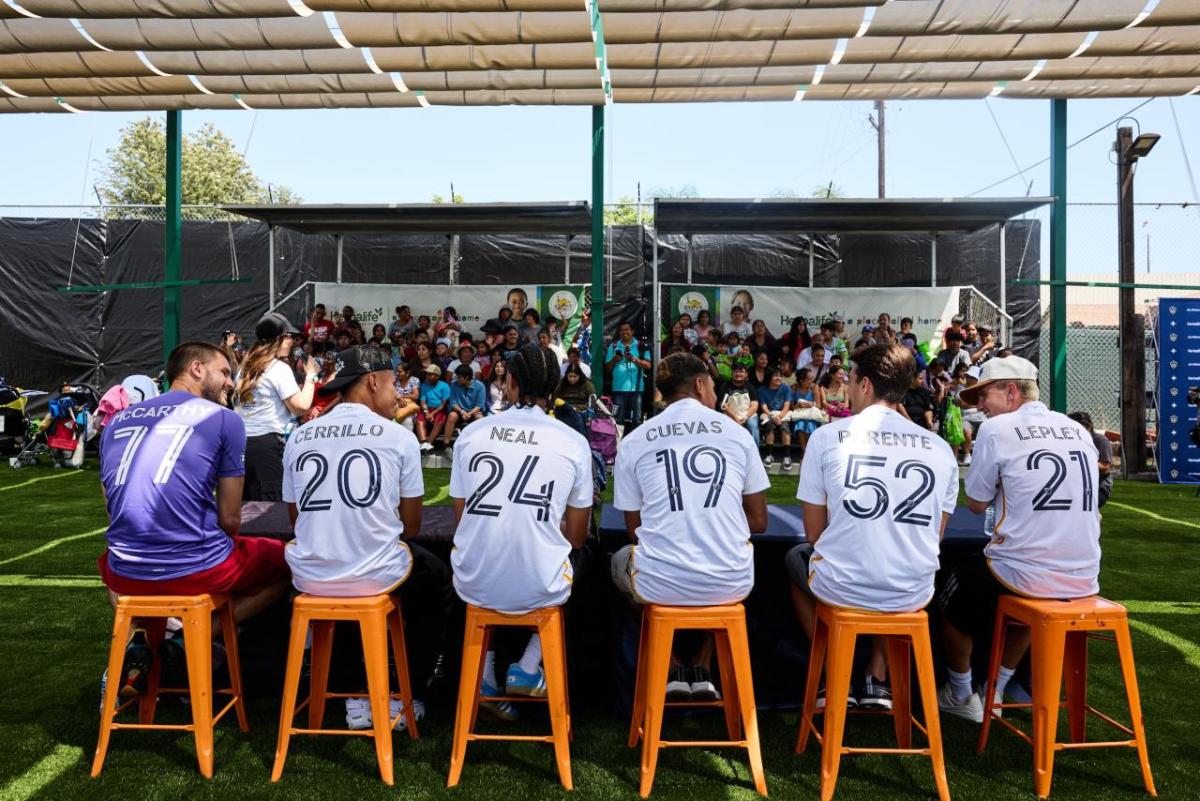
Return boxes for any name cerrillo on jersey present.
[290,422,386,443]
[642,419,724,441]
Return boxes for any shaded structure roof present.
[222,201,593,234]
[653,196,1052,234]
[0,1,1198,110]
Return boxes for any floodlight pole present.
[163,109,183,363]
[590,104,605,394]
[1049,99,1068,413]
[1116,125,1147,474]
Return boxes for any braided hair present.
[507,344,561,408]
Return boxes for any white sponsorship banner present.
[666,284,962,347]
[312,282,586,334]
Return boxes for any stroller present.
[10,383,101,469]
[0,376,41,457]
[586,394,621,466]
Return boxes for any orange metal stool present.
[448,605,572,789]
[272,593,419,784]
[978,595,1156,798]
[797,603,949,801]
[92,593,248,779]
[628,603,767,798]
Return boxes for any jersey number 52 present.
[842,454,936,526]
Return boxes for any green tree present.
[810,182,846,198]
[604,195,650,226]
[98,117,300,218]
[431,193,465,204]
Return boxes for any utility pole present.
[869,100,886,198]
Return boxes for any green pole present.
[590,104,605,395]
[1049,99,1068,412]
[163,109,183,364]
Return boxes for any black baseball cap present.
[317,346,393,396]
[255,311,299,341]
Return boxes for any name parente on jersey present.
[837,429,934,449]
[1014,425,1087,442]
[642,419,724,441]
[292,422,386,443]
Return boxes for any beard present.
[200,375,228,406]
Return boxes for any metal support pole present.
[650,231,659,390]
[448,234,459,286]
[1117,125,1146,474]
[930,234,938,287]
[686,234,694,284]
[564,235,572,283]
[267,224,275,310]
[336,233,344,284]
[590,105,605,394]
[808,237,814,288]
[1049,99,1068,412]
[998,221,1007,342]
[163,109,182,363]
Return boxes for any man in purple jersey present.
[98,342,290,697]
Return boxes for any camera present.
[1187,386,1200,406]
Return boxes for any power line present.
[983,98,1031,195]
[966,97,1155,197]
[1167,98,1200,213]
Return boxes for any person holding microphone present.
[234,312,318,501]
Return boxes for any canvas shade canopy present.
[222,202,594,235]
[1,0,1200,110]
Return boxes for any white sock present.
[483,650,497,689]
[994,665,1017,699]
[165,616,183,633]
[518,634,542,675]
[948,668,974,703]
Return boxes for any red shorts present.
[98,536,289,597]
[420,409,447,427]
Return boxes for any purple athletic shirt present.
[100,390,246,580]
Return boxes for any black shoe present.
[689,666,721,702]
[815,684,857,711]
[665,666,692,702]
[857,675,893,711]
[119,629,153,698]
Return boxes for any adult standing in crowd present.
[606,321,650,429]
[235,312,317,501]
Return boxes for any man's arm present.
[966,496,990,515]
[802,502,828,545]
[453,497,465,525]
[287,502,298,527]
[563,505,591,549]
[742,491,768,534]
[623,511,641,544]
[938,511,952,541]
[216,476,244,537]
[399,496,423,540]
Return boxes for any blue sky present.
[3,97,1199,273]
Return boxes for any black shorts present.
[784,543,815,595]
[936,552,1014,635]
[243,433,286,502]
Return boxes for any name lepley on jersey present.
[643,419,724,442]
[291,422,386,443]
[489,426,540,445]
[1014,425,1087,442]
[836,429,934,449]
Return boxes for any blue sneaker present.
[479,680,519,722]
[505,664,548,698]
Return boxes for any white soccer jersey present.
[614,397,771,605]
[964,401,1101,598]
[449,404,593,614]
[282,402,424,596]
[796,404,960,612]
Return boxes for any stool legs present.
[714,630,742,741]
[91,607,133,778]
[1114,624,1157,797]
[639,615,675,798]
[138,619,167,725]
[725,617,767,797]
[306,621,334,730]
[387,607,420,740]
[1063,630,1088,744]
[360,612,395,785]
[978,610,1010,754]
[447,616,488,788]
[911,626,951,801]
[1030,624,1067,799]
[628,609,651,747]
[272,611,310,782]
[218,603,249,733]
[797,615,829,754]
[819,624,855,801]
[886,637,912,750]
[539,615,574,790]
[182,604,216,779]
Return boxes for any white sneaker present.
[782,457,793,470]
[962,452,973,466]
[345,697,426,730]
[419,442,434,452]
[937,684,984,723]
[763,455,774,467]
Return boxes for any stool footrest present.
[111,723,196,732]
[842,747,931,757]
[660,740,748,749]
[467,734,556,744]
[479,695,546,704]
[1058,739,1139,751]
[1087,705,1136,736]
[287,727,376,737]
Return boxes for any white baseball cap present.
[959,355,1037,406]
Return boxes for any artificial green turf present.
[0,463,1197,800]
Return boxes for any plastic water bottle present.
[983,503,996,538]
